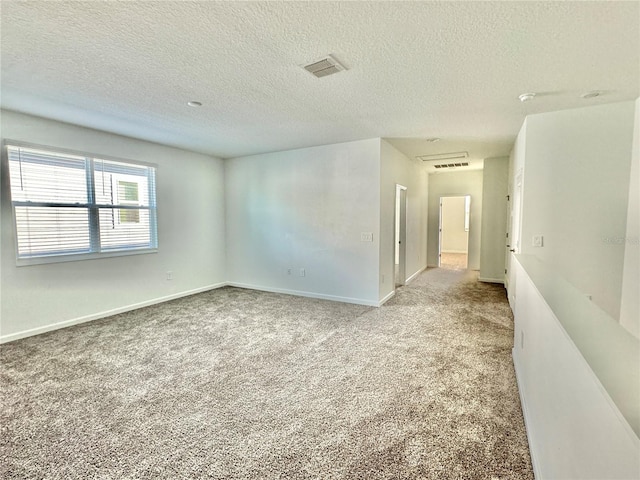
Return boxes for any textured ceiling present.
[1,1,639,165]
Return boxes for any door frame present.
[438,194,471,268]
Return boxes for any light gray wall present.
[521,101,636,320]
[512,256,640,479]
[427,170,483,269]
[441,196,468,253]
[0,110,226,342]
[225,138,381,306]
[379,139,428,302]
[510,102,640,476]
[620,98,640,338]
[480,157,509,283]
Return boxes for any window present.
[117,181,141,224]
[6,142,157,264]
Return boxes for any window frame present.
[4,140,159,266]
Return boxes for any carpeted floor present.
[0,268,533,479]
[439,253,468,270]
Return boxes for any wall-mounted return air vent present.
[417,151,469,162]
[434,162,470,169]
[303,55,346,78]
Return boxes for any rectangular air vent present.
[434,162,469,169]
[303,55,346,78]
[417,151,469,162]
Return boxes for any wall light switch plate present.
[361,232,373,242]
[532,235,544,247]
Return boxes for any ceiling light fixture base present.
[518,93,536,103]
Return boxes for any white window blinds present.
[7,144,158,262]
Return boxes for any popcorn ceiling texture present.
[1,1,638,160]
[1,268,532,479]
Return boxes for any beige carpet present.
[0,268,533,479]
[440,252,468,270]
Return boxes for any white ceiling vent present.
[434,162,470,169]
[417,151,469,162]
[303,55,346,78]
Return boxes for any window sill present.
[16,248,158,267]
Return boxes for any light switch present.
[532,235,543,247]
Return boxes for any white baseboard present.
[406,266,427,284]
[2,279,399,343]
[378,290,395,306]
[478,276,505,284]
[0,282,228,344]
[226,282,380,307]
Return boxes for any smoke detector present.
[303,55,347,78]
[417,151,469,162]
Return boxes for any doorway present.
[505,169,523,309]
[438,195,470,270]
[394,185,407,287]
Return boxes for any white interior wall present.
[510,102,640,477]
[440,196,468,253]
[0,110,226,342]
[512,256,639,480]
[379,139,428,302]
[521,101,636,320]
[225,138,381,306]
[427,170,483,269]
[480,157,509,283]
[619,97,640,339]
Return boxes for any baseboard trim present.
[227,282,380,307]
[478,276,505,284]
[406,266,427,284]
[0,282,228,344]
[378,290,395,306]
[512,350,543,480]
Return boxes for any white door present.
[395,185,407,286]
[506,169,524,310]
[504,192,512,290]
[438,198,443,267]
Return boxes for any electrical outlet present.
[299,268,306,277]
[166,271,173,281]
[532,235,544,247]
[360,232,373,242]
